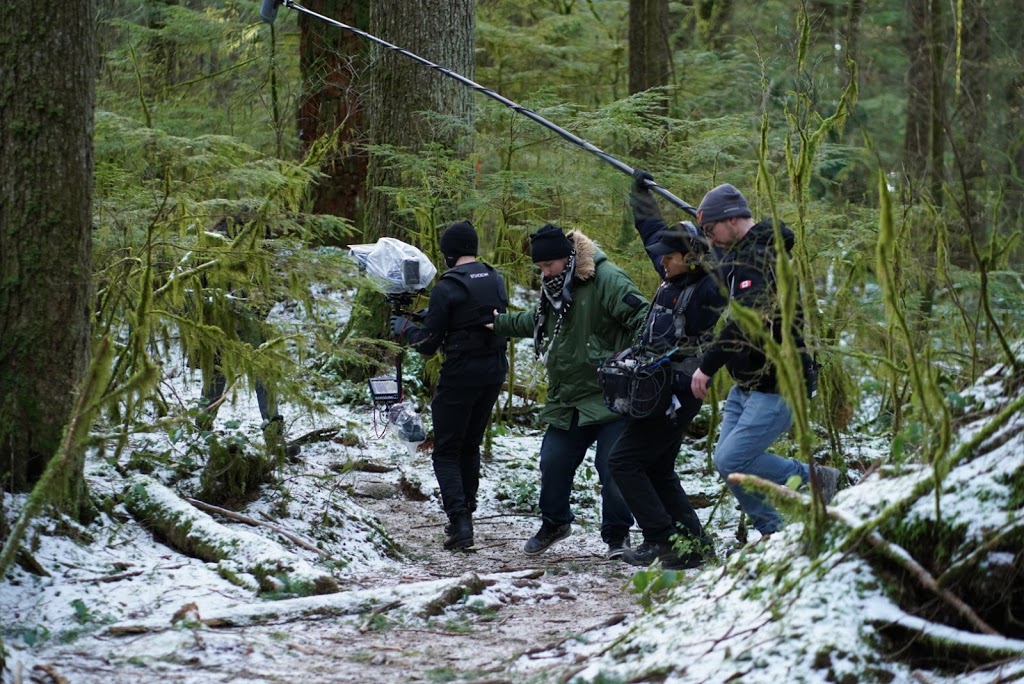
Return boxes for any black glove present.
[390,315,412,339]
[632,168,655,194]
[629,168,661,224]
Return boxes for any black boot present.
[444,512,473,550]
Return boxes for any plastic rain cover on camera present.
[348,237,437,294]
[387,401,426,455]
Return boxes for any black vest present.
[440,264,508,358]
[642,277,707,357]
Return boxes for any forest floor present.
[4,426,666,684]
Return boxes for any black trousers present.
[430,381,503,518]
[608,393,706,545]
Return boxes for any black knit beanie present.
[529,224,572,263]
[438,221,478,259]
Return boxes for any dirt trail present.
[19,453,643,684]
[320,485,641,683]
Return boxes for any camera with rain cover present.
[348,238,437,407]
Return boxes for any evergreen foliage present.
[81,0,1024,469]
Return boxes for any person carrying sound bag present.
[605,169,726,570]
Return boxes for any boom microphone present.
[263,1,697,217]
[260,0,280,24]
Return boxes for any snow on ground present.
[3,288,1024,683]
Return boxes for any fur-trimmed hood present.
[565,229,600,282]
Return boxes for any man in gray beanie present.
[690,184,841,546]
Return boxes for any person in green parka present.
[491,224,648,559]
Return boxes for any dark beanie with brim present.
[648,223,708,256]
[439,220,478,258]
[697,183,752,226]
[530,224,572,262]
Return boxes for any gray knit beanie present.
[696,184,752,226]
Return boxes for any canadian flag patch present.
[739,279,753,289]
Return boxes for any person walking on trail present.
[607,169,726,570]
[390,221,508,551]
[490,224,647,559]
[689,184,841,541]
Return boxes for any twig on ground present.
[729,473,1001,636]
[185,497,330,559]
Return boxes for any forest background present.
[2,0,1024,680]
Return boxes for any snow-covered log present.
[123,475,339,596]
[104,570,542,632]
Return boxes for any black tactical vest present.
[440,264,509,358]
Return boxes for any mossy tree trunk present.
[298,0,370,229]
[0,0,96,512]
[363,0,475,242]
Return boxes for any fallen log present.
[104,569,539,633]
[123,475,339,596]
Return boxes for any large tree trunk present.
[298,0,369,228]
[901,0,947,319]
[0,0,95,509]
[363,0,475,241]
[628,0,670,100]
[628,0,670,158]
[902,0,936,194]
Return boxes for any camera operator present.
[390,221,508,550]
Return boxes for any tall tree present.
[363,0,475,240]
[628,0,671,158]
[628,0,671,102]
[0,0,96,509]
[298,0,369,225]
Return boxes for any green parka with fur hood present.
[493,230,648,429]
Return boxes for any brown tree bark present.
[628,0,670,159]
[902,0,938,194]
[0,0,95,507]
[628,0,671,101]
[298,0,369,227]
[363,0,475,241]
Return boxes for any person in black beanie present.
[391,220,508,550]
[491,223,648,559]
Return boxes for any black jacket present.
[631,185,726,397]
[698,219,801,393]
[405,261,508,388]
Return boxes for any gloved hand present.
[629,168,660,224]
[390,315,413,339]
[632,168,655,194]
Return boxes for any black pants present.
[430,382,503,518]
[608,393,706,545]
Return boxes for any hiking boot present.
[523,522,571,555]
[444,513,473,550]
[814,466,843,506]
[623,541,668,567]
[623,541,705,570]
[606,535,630,561]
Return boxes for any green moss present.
[1001,468,1024,510]
[885,516,969,577]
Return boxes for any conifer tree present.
[0,0,96,512]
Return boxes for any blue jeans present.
[538,411,634,544]
[713,387,809,534]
